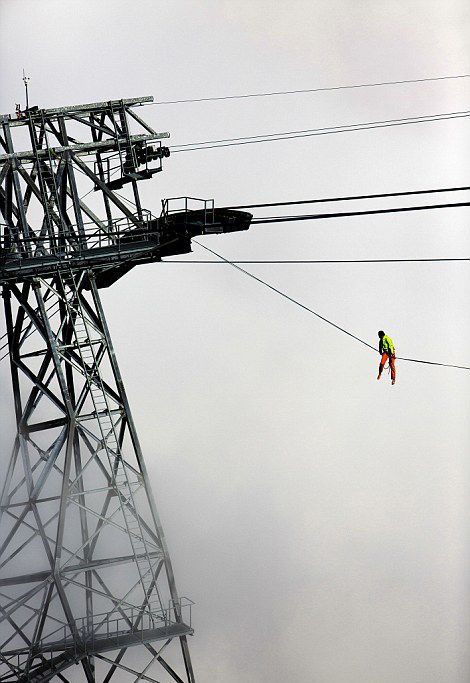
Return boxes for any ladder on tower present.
[60,271,163,618]
[27,111,62,255]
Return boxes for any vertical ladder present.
[40,110,70,255]
[109,102,126,177]
[110,101,135,177]
[60,271,161,616]
[27,111,60,254]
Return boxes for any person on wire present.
[377,330,396,385]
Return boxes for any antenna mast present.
[22,69,30,110]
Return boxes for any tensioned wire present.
[2,249,467,361]
[2,150,469,366]
[144,73,470,106]
[162,258,469,264]
[2,188,468,343]
[191,240,470,372]
[223,184,470,210]
[169,109,470,153]
[250,200,470,224]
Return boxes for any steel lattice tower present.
[0,96,251,682]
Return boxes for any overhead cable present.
[1,257,465,343]
[223,184,470,211]
[147,73,470,106]
[251,200,470,225]
[191,240,470,372]
[163,257,469,264]
[170,110,470,153]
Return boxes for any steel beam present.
[0,96,196,683]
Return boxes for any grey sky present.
[1,1,470,681]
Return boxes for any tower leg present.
[0,274,195,682]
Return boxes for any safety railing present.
[0,210,158,263]
[94,141,165,184]
[36,598,193,655]
[94,150,133,184]
[161,196,215,226]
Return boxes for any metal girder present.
[0,271,195,682]
[0,94,254,683]
[4,96,154,123]
[0,133,169,162]
[0,101,196,676]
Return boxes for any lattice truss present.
[0,96,171,287]
[0,99,195,682]
[0,274,194,682]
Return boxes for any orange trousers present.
[379,353,396,381]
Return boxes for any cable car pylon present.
[0,96,251,682]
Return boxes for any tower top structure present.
[0,95,250,285]
[0,96,251,681]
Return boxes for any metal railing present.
[0,210,158,263]
[93,141,164,183]
[161,196,215,226]
[36,598,193,655]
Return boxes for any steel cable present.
[170,110,470,153]
[162,257,469,264]
[192,240,470,372]
[250,200,470,224]
[145,73,470,106]
[223,184,470,211]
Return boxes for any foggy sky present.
[1,1,470,681]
